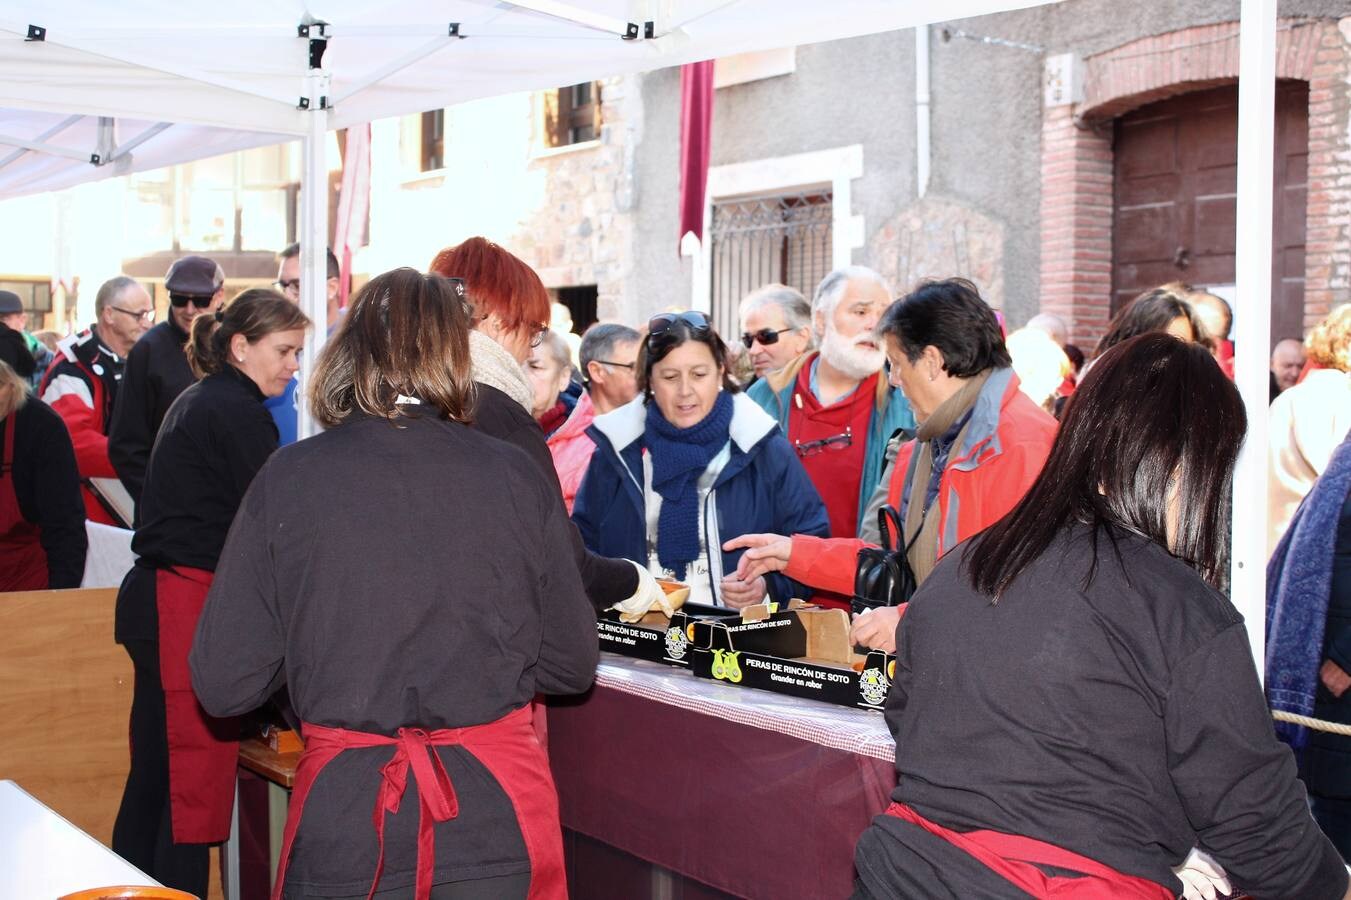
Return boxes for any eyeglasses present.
[110,306,155,325]
[594,360,636,370]
[741,327,793,349]
[648,311,711,341]
[274,278,301,294]
[529,323,549,348]
[170,293,214,309]
[794,427,853,458]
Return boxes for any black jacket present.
[856,523,1348,900]
[131,365,277,572]
[0,322,35,379]
[1,398,87,587]
[109,318,194,506]
[471,382,638,608]
[190,410,598,896]
[119,366,276,642]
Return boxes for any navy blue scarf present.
[645,391,734,580]
[1267,430,1351,750]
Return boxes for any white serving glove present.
[1172,847,1231,900]
[611,561,674,623]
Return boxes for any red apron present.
[156,565,239,843]
[884,802,1173,899]
[0,411,48,591]
[271,704,565,900]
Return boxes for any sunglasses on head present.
[648,311,711,341]
[741,327,793,349]
[170,293,215,309]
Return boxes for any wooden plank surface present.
[0,588,131,846]
[237,739,298,789]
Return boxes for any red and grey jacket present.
[39,327,124,525]
[784,369,1058,594]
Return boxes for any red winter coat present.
[784,369,1057,594]
[40,329,123,525]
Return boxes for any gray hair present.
[739,283,812,335]
[579,322,640,387]
[812,266,890,320]
[538,329,573,372]
[95,276,142,316]
[1025,312,1069,347]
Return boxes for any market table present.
[547,655,897,899]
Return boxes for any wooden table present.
[237,738,299,789]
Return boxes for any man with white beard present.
[748,266,915,543]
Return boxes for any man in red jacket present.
[41,276,154,525]
[728,280,1057,651]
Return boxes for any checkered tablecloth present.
[595,654,897,762]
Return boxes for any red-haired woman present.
[430,238,663,615]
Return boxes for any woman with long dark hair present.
[190,270,598,899]
[112,289,308,896]
[1091,285,1207,360]
[852,333,1349,900]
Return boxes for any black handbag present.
[852,505,920,617]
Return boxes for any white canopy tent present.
[0,0,1281,669]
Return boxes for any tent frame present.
[0,0,1282,667]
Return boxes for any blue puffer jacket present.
[572,392,830,605]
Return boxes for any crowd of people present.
[2,235,1351,899]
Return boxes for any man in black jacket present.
[108,256,223,509]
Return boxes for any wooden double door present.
[1112,81,1309,344]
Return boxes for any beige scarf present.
[469,329,533,412]
[903,369,993,585]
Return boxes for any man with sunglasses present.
[109,255,224,510]
[747,266,915,539]
[738,283,814,380]
[39,276,154,525]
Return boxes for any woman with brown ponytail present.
[112,288,308,897]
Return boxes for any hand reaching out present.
[722,533,792,581]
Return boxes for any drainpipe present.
[916,25,930,198]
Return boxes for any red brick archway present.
[1038,18,1350,347]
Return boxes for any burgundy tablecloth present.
[547,656,897,899]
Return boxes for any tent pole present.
[1232,0,1277,677]
[297,70,330,441]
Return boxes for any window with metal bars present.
[708,191,833,341]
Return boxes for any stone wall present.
[508,74,643,322]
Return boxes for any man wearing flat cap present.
[108,255,224,510]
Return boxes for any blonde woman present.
[1268,304,1351,556]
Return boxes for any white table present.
[0,779,159,896]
